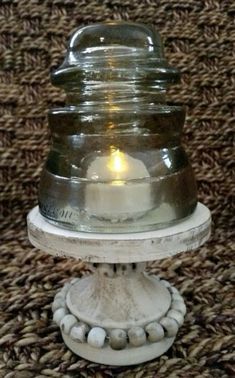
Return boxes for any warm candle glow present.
[85,149,152,220]
[107,149,128,176]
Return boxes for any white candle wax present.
[85,150,153,221]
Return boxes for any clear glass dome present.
[39,22,197,233]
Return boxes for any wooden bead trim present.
[52,276,186,350]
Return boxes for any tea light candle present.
[85,149,153,221]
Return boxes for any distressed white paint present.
[27,203,211,263]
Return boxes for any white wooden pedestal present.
[27,203,211,366]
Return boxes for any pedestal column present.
[52,263,186,365]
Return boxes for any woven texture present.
[0,1,234,377]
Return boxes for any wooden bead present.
[109,329,127,350]
[98,263,114,278]
[128,327,146,347]
[54,291,66,301]
[70,322,90,343]
[169,286,179,295]
[172,293,184,302]
[161,280,171,288]
[71,278,79,285]
[60,314,77,335]
[167,309,184,327]
[53,308,68,326]
[160,317,179,337]
[52,298,65,313]
[153,275,160,281]
[171,300,187,316]
[60,282,71,295]
[87,327,106,349]
[145,322,164,342]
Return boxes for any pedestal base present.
[52,270,186,366]
[27,204,211,365]
[62,333,175,366]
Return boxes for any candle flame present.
[107,149,128,176]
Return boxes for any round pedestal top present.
[27,203,211,263]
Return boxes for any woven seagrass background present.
[0,1,234,377]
